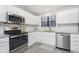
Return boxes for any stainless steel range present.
[4,30,28,52]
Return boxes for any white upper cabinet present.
[0,5,39,25]
[0,5,40,25]
[25,13,39,25]
[24,12,39,25]
[8,6,39,25]
[56,8,79,24]
[0,6,8,22]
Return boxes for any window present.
[49,16,56,27]
[41,16,56,27]
[41,17,49,27]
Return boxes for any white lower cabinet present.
[0,37,9,53]
[28,32,56,46]
[0,42,9,53]
[70,34,79,52]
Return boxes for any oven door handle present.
[10,34,27,38]
[10,35,20,38]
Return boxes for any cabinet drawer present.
[71,40,79,45]
[71,43,79,47]
[0,37,9,43]
[71,37,79,42]
[71,47,79,52]
[71,48,78,52]
[71,42,79,51]
[71,39,79,42]
[72,37,79,39]
[71,34,79,38]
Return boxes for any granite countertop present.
[27,31,79,34]
[27,31,55,33]
[55,32,79,34]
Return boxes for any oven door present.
[10,35,28,51]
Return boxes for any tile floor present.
[14,43,71,53]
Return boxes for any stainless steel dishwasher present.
[56,33,70,50]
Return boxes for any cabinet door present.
[68,8,78,23]
[56,10,68,24]
[56,8,79,24]
[25,14,39,25]
[56,11,64,24]
[70,34,79,52]
[28,32,38,46]
[0,42,9,53]
[0,6,8,22]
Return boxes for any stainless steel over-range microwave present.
[6,12,25,23]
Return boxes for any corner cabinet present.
[70,34,79,52]
[56,8,79,24]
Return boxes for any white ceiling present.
[15,5,79,16]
